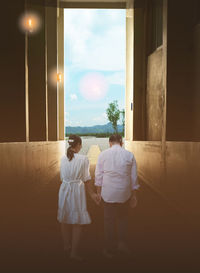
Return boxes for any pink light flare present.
[79,73,108,101]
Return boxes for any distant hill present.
[65,122,123,135]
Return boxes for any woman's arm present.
[96,186,102,197]
[85,180,101,205]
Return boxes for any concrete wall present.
[165,142,200,214]
[126,0,200,215]
[0,1,61,142]
[193,24,200,139]
[167,0,200,141]
[146,47,163,140]
[0,141,65,266]
[125,140,200,214]
[125,141,163,190]
[1,141,64,214]
[0,0,66,254]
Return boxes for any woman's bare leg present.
[70,224,82,259]
[61,223,72,251]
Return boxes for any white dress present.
[57,154,91,225]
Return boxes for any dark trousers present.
[103,199,129,252]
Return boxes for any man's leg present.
[103,201,117,254]
[117,200,130,253]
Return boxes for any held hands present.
[91,192,101,205]
[129,195,137,209]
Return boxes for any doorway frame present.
[57,0,134,140]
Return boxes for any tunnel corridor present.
[1,178,199,273]
[1,1,200,272]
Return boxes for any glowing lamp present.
[27,18,33,32]
[57,73,62,83]
[19,12,41,34]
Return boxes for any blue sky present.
[64,9,126,127]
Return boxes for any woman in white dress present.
[58,135,99,261]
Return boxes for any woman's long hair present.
[67,135,82,161]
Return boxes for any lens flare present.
[19,12,41,34]
[79,73,108,101]
[49,69,63,87]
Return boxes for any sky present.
[64,9,126,127]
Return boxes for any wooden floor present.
[1,181,200,273]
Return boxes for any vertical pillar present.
[57,7,64,140]
[46,5,58,141]
[125,0,134,141]
[28,2,47,141]
[193,24,200,138]
[0,0,26,142]
[161,0,168,185]
[132,2,147,141]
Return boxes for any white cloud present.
[70,94,78,100]
[65,118,82,127]
[92,112,108,124]
[68,101,107,111]
[64,10,126,71]
[102,112,107,119]
[106,72,125,86]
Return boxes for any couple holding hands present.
[57,134,139,261]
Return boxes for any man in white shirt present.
[95,134,139,257]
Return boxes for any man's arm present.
[95,154,104,201]
[131,156,139,191]
[95,155,103,187]
[130,156,139,208]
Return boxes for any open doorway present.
[64,9,126,156]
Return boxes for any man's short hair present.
[109,134,122,143]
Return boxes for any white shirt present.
[95,144,139,203]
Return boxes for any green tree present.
[106,100,121,133]
[120,109,125,135]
